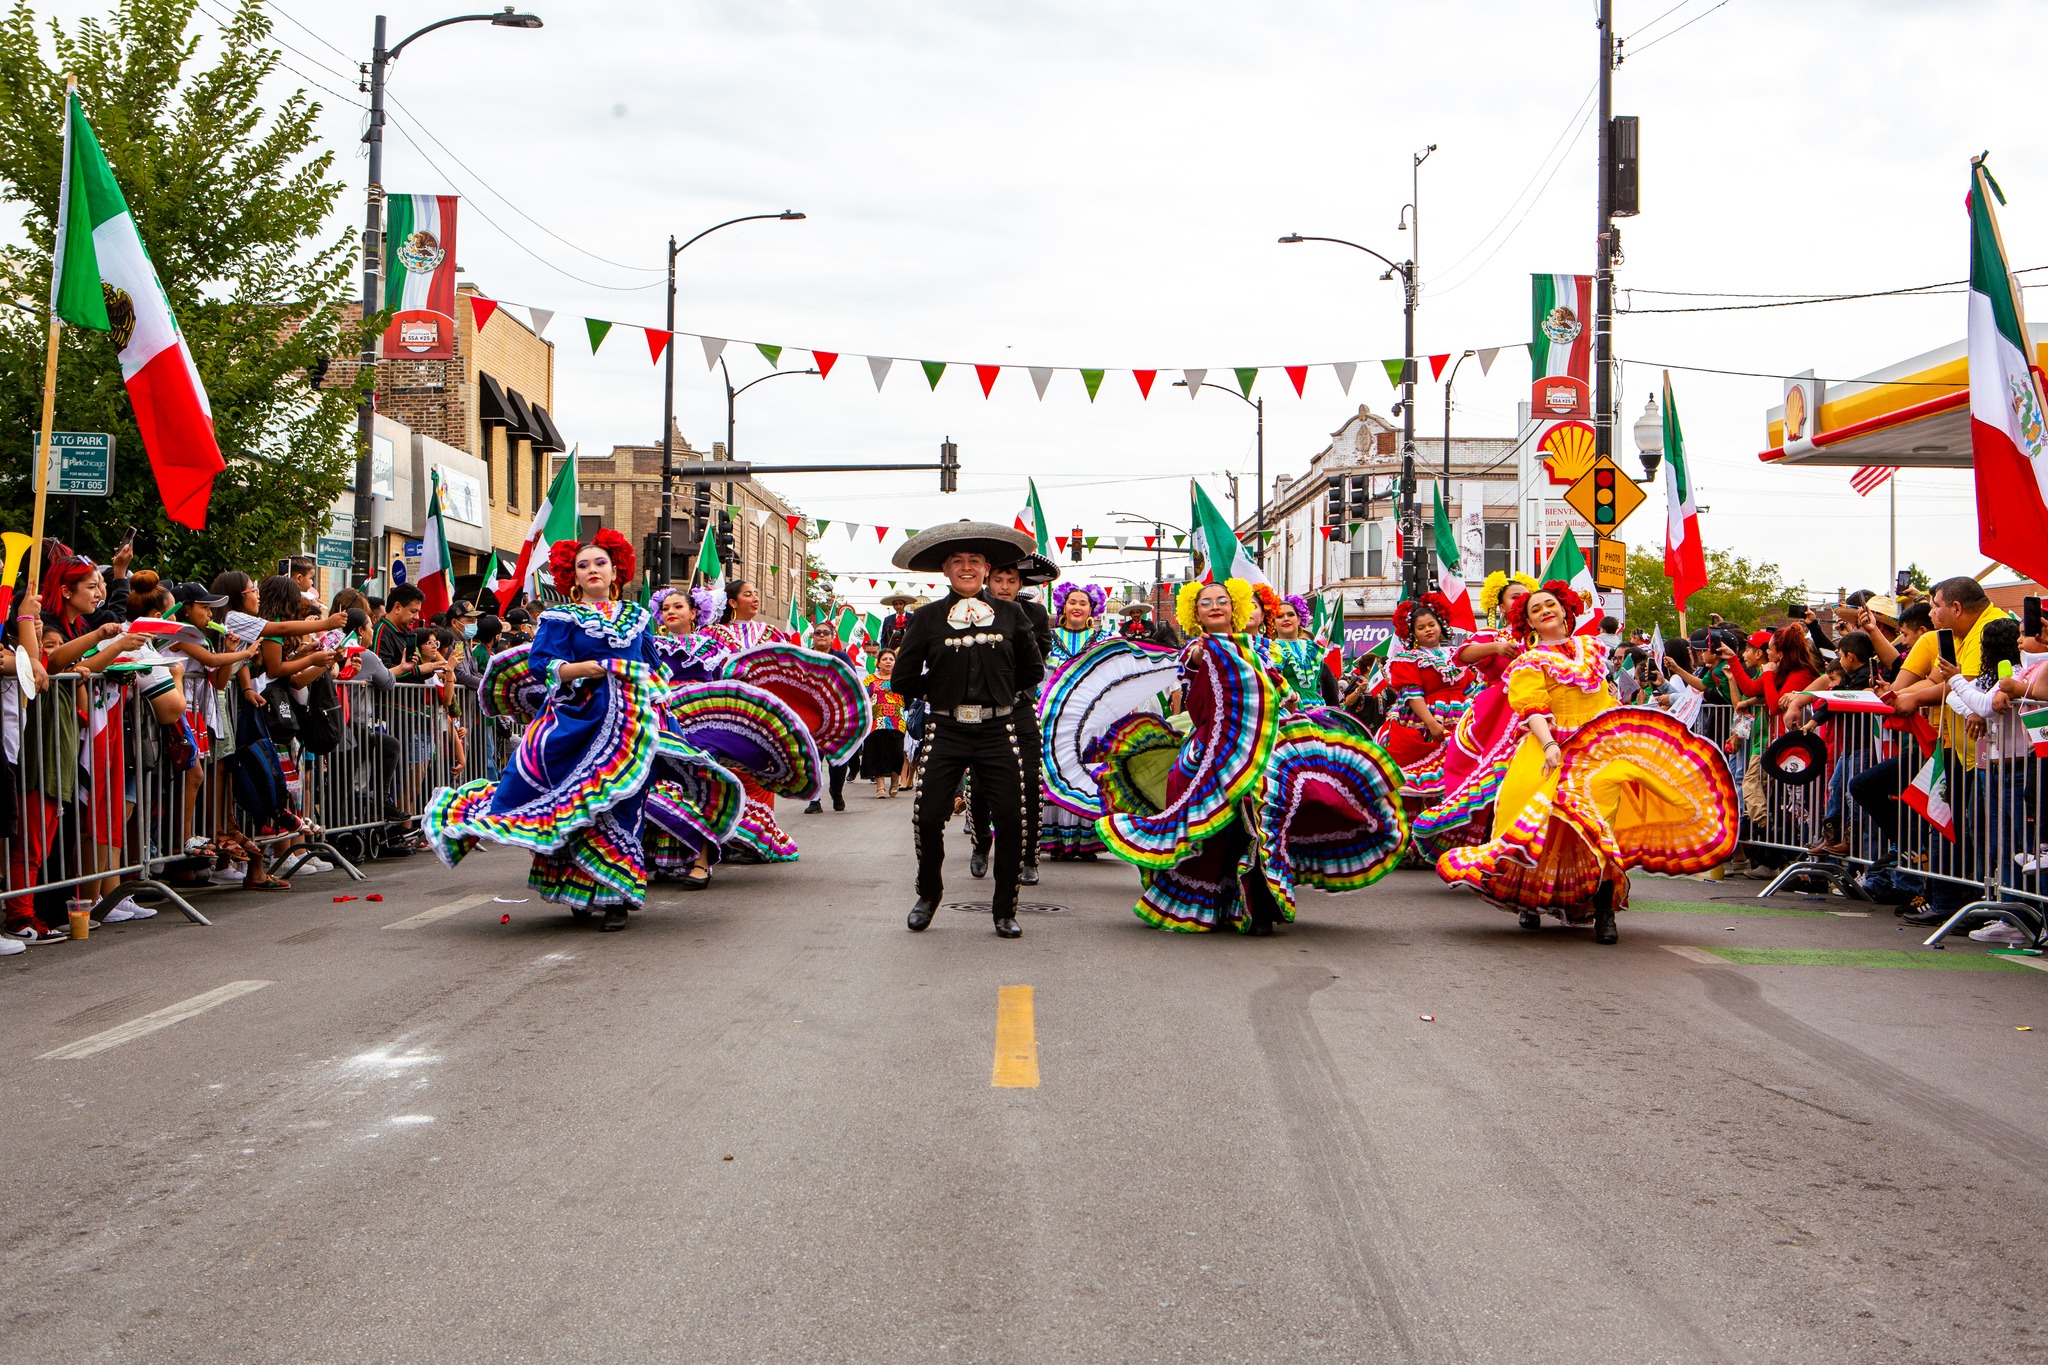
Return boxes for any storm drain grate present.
[944,902,1067,914]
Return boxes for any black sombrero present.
[892,520,1034,573]
[1762,731,1828,787]
[1013,552,1061,586]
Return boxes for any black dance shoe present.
[969,849,989,879]
[1018,864,1039,886]
[804,800,823,815]
[601,907,629,932]
[907,898,937,932]
[1518,910,1542,930]
[992,914,1021,938]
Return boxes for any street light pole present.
[1277,230,1422,598]
[353,7,543,588]
[650,210,805,587]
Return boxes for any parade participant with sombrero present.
[978,552,1056,883]
[878,592,916,650]
[1436,580,1739,943]
[890,520,1044,938]
[1118,599,1179,648]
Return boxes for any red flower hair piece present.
[1392,591,1455,644]
[1251,582,1285,625]
[547,529,636,599]
[1506,579,1584,636]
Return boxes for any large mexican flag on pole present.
[417,468,455,618]
[1014,477,1051,555]
[1539,528,1603,636]
[52,90,223,529]
[1661,370,1708,613]
[1967,157,2048,588]
[1431,482,1476,629]
[1190,481,1267,585]
[508,450,579,603]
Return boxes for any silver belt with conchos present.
[942,703,1013,724]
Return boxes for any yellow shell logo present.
[1539,420,1598,486]
[1784,384,1808,442]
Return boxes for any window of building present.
[1484,522,1513,577]
[1347,522,1385,580]
[532,447,546,512]
[507,439,520,512]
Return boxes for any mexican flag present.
[51,89,223,529]
[508,449,578,603]
[1661,370,1708,612]
[382,195,459,319]
[1967,157,2048,587]
[477,548,508,612]
[693,521,722,580]
[836,605,858,648]
[1015,477,1050,555]
[1191,482,1267,585]
[1902,734,1958,841]
[864,611,884,644]
[2020,707,2048,758]
[1311,592,1344,676]
[417,468,454,617]
[1530,273,1593,382]
[1431,483,1476,630]
[1539,529,1602,636]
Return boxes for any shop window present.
[1484,523,1513,577]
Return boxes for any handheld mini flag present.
[1902,734,1958,841]
[2021,707,2048,758]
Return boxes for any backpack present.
[296,674,344,757]
[232,696,294,829]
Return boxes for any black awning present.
[528,401,566,453]
[504,387,537,444]
[477,372,512,430]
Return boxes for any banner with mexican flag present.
[52,89,224,529]
[1538,529,1602,636]
[1014,477,1051,555]
[1902,734,1958,841]
[1967,157,2048,588]
[382,193,460,359]
[1530,273,1592,382]
[1190,482,1267,585]
[1431,483,1475,629]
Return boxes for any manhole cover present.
[943,901,1066,914]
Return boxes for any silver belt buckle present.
[955,704,988,723]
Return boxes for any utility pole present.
[1594,0,1617,493]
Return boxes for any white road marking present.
[1662,945,1725,965]
[1998,954,2048,974]
[381,893,495,930]
[39,981,274,1061]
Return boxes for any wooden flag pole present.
[22,74,79,670]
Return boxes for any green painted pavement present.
[1633,901,1832,919]
[1706,947,2035,972]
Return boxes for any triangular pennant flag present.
[1172,533,1185,548]
[1234,367,1257,396]
[1081,368,1105,401]
[1029,367,1053,399]
[785,514,801,530]
[1055,536,1068,553]
[1114,535,1128,550]
[757,342,782,368]
[1285,365,1308,397]
[768,563,778,576]
[646,328,672,363]
[1428,353,1452,381]
[1084,535,1098,551]
[1318,524,1332,540]
[921,360,946,390]
[1133,369,1158,398]
[1382,358,1408,389]
[1183,368,1206,397]
[868,356,893,390]
[1144,535,1157,549]
[1331,361,1356,393]
[470,296,500,331]
[844,522,860,540]
[701,335,727,370]
[875,526,890,542]
[586,318,612,353]
[752,508,771,528]
[815,519,830,535]
[1476,347,1499,376]
[811,350,839,378]
[868,579,878,589]
[976,364,1000,398]
[527,306,553,338]
[726,502,742,517]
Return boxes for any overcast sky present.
[47,0,2048,606]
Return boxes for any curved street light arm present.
[1276,233,1407,278]
[390,12,531,60]
[675,212,805,258]
[732,368,822,400]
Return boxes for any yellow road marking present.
[39,981,273,1060]
[991,984,1039,1088]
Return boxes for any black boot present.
[600,907,629,932]
[1518,910,1542,930]
[1592,882,1617,945]
[969,848,989,879]
[907,898,937,932]
[1018,862,1039,886]
[992,910,1021,938]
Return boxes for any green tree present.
[1901,561,1931,592]
[0,0,369,578]
[1623,545,1806,640]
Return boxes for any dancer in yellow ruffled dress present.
[1436,581,1739,943]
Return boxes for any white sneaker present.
[0,936,23,955]
[1968,921,2032,945]
[297,857,334,874]
[210,863,248,884]
[100,898,156,923]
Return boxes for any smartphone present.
[277,558,292,578]
[2025,595,2043,638]
[121,525,137,545]
[1936,628,1957,667]
[1895,569,1912,596]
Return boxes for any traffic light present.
[1590,463,1619,530]
[1346,475,1372,524]
[1070,524,1084,563]
[716,509,737,567]
[939,438,958,493]
[1323,477,1343,527]
[693,480,712,540]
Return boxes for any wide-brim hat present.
[1013,551,1060,586]
[1762,731,1828,787]
[1864,594,1900,623]
[1119,601,1152,617]
[879,592,915,608]
[892,519,1033,573]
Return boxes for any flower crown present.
[1176,577,1255,635]
[1391,592,1456,645]
[548,528,636,598]
[1505,579,1585,636]
[1051,581,1108,620]
[1479,571,1539,620]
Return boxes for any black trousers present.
[916,716,1028,915]
[827,760,850,804]
[970,704,1040,863]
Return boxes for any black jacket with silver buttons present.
[889,591,1044,712]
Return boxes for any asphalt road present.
[4,790,2045,1364]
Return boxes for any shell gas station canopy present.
[1758,329,2048,470]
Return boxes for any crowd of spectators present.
[2,541,505,950]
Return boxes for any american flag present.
[1850,466,1894,496]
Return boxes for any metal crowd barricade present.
[295,677,488,862]
[1697,698,2046,951]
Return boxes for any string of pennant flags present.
[468,294,1529,400]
